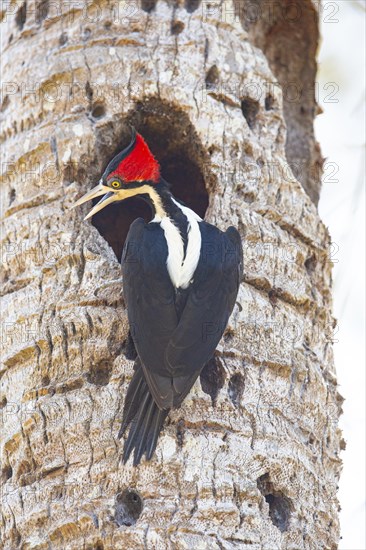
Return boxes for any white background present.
[315,1,365,548]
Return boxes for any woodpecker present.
[73,128,243,465]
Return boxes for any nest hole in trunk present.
[90,99,211,262]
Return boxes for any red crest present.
[108,133,160,184]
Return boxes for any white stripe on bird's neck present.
[151,199,202,289]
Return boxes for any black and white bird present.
[73,128,243,465]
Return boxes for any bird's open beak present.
[71,181,120,220]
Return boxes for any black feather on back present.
[119,216,242,464]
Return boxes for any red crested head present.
[73,128,164,221]
[105,131,160,185]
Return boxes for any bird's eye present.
[111,180,121,189]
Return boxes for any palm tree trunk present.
[1,0,342,548]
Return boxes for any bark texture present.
[1,0,342,548]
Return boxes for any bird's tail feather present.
[119,365,169,466]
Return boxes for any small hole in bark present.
[104,20,112,29]
[2,465,13,481]
[95,543,104,550]
[16,2,27,29]
[115,489,143,526]
[257,473,292,533]
[1,95,10,112]
[59,32,68,45]
[82,27,91,40]
[265,95,275,110]
[85,81,93,100]
[228,373,245,407]
[176,418,185,447]
[305,254,317,273]
[87,360,112,386]
[92,104,106,119]
[42,374,50,386]
[223,328,234,342]
[185,0,201,12]
[241,98,260,130]
[268,289,278,305]
[264,494,292,532]
[205,64,220,89]
[171,20,185,35]
[141,0,157,12]
[0,395,7,409]
[200,355,225,405]
[122,331,137,360]
[9,188,16,205]
[35,0,49,23]
[9,33,13,43]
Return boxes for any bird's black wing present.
[121,218,179,408]
[120,218,242,464]
[165,222,243,407]
[122,219,242,409]
[120,217,180,464]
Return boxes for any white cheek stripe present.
[160,201,202,289]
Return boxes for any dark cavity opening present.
[185,0,201,13]
[122,331,137,361]
[2,465,13,482]
[85,81,93,100]
[16,2,27,29]
[265,94,274,111]
[1,95,10,112]
[41,374,50,386]
[200,355,226,406]
[141,0,157,12]
[304,254,317,273]
[205,65,220,89]
[171,20,185,35]
[241,98,260,130]
[86,359,112,386]
[0,395,7,409]
[91,103,106,119]
[228,372,245,407]
[59,32,68,45]
[176,418,185,447]
[82,27,91,41]
[9,188,16,205]
[35,0,49,24]
[115,489,143,526]
[87,99,211,262]
[257,473,292,532]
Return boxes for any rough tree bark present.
[0,0,343,548]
